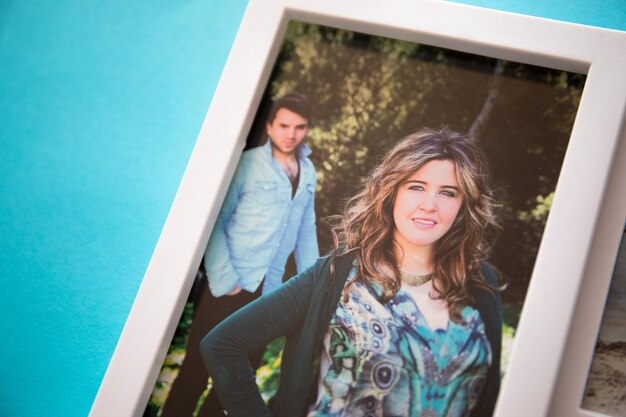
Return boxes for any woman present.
[201,127,503,417]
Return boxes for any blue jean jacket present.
[204,140,319,297]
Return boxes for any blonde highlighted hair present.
[331,127,500,320]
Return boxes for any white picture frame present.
[89,1,626,416]
[549,119,626,414]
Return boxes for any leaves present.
[148,21,586,409]
[265,20,585,306]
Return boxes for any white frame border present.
[549,119,626,416]
[90,1,626,416]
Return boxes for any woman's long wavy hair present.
[331,127,501,321]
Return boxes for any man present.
[160,93,319,417]
[204,92,319,298]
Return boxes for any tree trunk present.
[469,60,505,140]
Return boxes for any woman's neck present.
[397,247,434,275]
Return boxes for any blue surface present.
[0,1,623,417]
[451,0,626,30]
[0,2,247,416]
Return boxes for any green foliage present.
[147,20,585,413]
[518,192,554,224]
[256,337,286,401]
[144,301,196,416]
[192,386,209,417]
[501,323,516,378]
[264,21,585,307]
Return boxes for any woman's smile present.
[411,217,437,227]
[393,159,463,256]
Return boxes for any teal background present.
[0,1,623,416]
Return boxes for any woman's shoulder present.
[309,250,356,287]
[304,251,354,279]
[479,261,501,287]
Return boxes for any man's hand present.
[226,285,242,296]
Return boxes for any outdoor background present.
[144,20,585,416]
[1,2,624,417]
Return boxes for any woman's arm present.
[200,257,326,417]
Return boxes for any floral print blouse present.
[308,276,492,417]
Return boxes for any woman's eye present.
[440,190,457,197]
[408,185,424,191]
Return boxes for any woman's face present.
[392,159,463,257]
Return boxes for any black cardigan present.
[200,254,502,417]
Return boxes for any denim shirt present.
[204,140,319,297]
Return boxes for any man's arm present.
[204,168,244,297]
[294,177,319,273]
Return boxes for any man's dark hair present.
[267,93,312,123]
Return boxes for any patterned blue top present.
[308,277,492,417]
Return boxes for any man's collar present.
[299,142,312,158]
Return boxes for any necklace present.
[399,268,433,286]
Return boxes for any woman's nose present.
[418,193,437,212]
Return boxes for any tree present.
[258,21,585,315]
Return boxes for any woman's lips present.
[411,218,437,228]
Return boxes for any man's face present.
[266,108,309,156]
